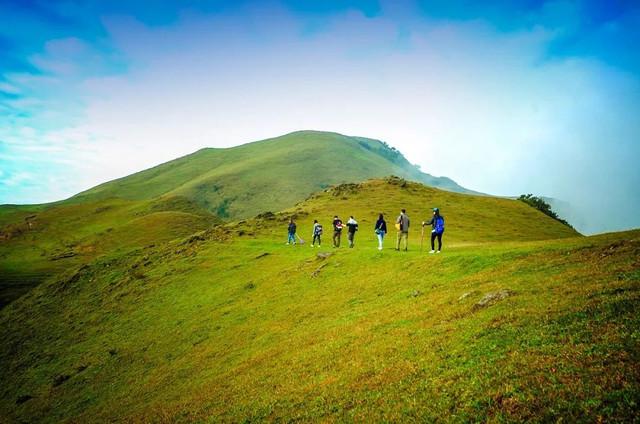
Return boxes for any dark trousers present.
[313,234,321,245]
[431,232,443,251]
[347,231,355,247]
[333,231,341,247]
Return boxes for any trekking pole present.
[420,225,425,253]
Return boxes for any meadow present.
[1,178,638,422]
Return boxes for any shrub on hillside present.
[518,194,573,228]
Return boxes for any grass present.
[0,196,219,307]
[1,179,638,422]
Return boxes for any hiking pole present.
[420,225,425,253]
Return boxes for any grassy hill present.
[3,179,638,422]
[0,130,475,308]
[68,130,476,219]
[245,177,578,243]
[0,196,220,308]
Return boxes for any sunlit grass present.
[1,180,637,422]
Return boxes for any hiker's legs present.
[402,232,408,251]
[431,232,436,250]
[396,232,401,250]
[437,233,443,251]
[377,232,384,249]
[348,232,354,248]
[333,231,341,247]
[288,232,295,244]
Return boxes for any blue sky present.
[1,0,639,234]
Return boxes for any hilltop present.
[67,130,475,218]
[243,177,578,243]
[4,179,637,423]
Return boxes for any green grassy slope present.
[245,177,579,243]
[69,131,476,219]
[0,196,219,308]
[3,180,638,422]
[0,130,481,308]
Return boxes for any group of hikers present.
[286,208,445,253]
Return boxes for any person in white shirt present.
[346,216,359,248]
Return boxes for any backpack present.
[315,224,323,235]
[435,216,445,234]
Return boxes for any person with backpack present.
[374,213,387,250]
[346,216,358,248]
[422,208,445,253]
[286,218,297,245]
[395,209,410,251]
[332,215,343,248]
[311,219,323,247]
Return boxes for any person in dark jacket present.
[374,213,387,250]
[286,218,297,245]
[346,216,358,248]
[422,208,445,253]
[332,216,343,248]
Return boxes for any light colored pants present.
[377,231,385,249]
[396,231,408,250]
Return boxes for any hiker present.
[346,216,358,248]
[286,218,297,245]
[422,208,445,253]
[332,215,343,247]
[311,219,323,247]
[395,209,410,251]
[374,213,387,250]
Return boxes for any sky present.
[1,0,639,234]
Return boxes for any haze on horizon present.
[1,0,639,235]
